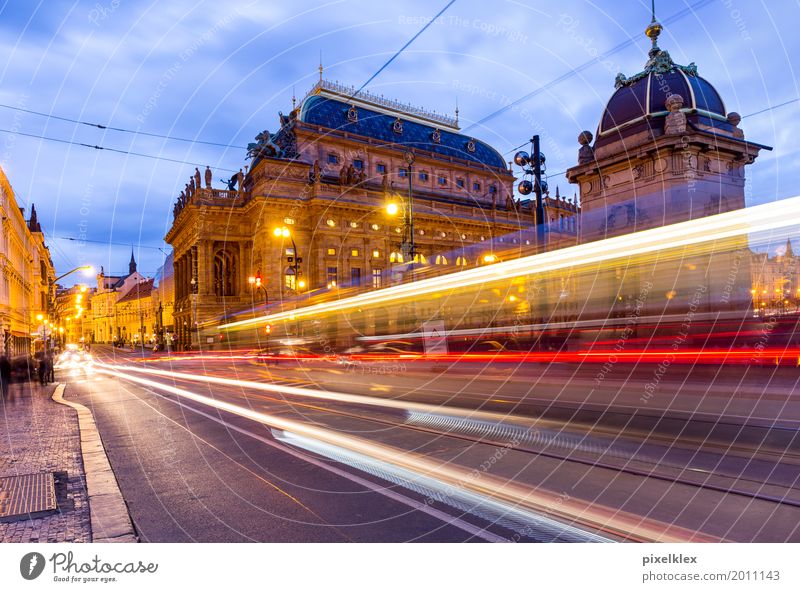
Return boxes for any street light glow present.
[386,202,400,216]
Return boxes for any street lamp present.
[272,227,301,292]
[514,136,547,253]
[55,265,94,284]
[247,274,269,307]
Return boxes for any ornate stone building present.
[0,166,54,356]
[166,78,540,349]
[565,13,770,316]
[89,252,148,343]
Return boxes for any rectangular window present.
[353,159,364,170]
[327,247,336,256]
[284,272,296,290]
[327,266,337,284]
[473,182,481,192]
[376,164,386,174]
[419,171,429,182]
[398,168,408,178]
[351,248,360,257]
[285,248,295,256]
[327,153,339,164]
[489,185,497,194]
[351,268,362,286]
[438,176,447,185]
[372,269,383,289]
[456,178,465,188]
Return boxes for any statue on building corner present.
[664,94,687,135]
[204,166,213,188]
[339,165,348,185]
[577,131,595,165]
[311,160,321,184]
[188,176,195,196]
[236,169,244,192]
[727,112,744,139]
[346,164,356,185]
[194,168,202,191]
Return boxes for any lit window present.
[284,267,296,290]
[399,168,408,178]
[456,256,467,266]
[349,221,359,228]
[372,249,380,258]
[353,159,364,170]
[351,249,360,257]
[419,171,429,182]
[370,223,380,231]
[456,178,465,188]
[413,253,428,264]
[390,252,404,263]
[376,164,386,174]
[326,218,336,227]
[327,154,339,165]
[435,255,448,265]
[283,217,295,225]
[327,247,336,256]
[372,269,383,289]
[472,182,481,192]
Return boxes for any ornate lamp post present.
[514,136,547,252]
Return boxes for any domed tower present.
[566,10,771,243]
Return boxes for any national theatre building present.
[165,77,576,349]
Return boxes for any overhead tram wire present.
[0,102,248,150]
[465,0,716,135]
[0,126,239,172]
[349,0,458,99]
[51,235,167,250]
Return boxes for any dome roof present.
[298,84,507,170]
[597,16,727,138]
[599,66,725,136]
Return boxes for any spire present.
[454,97,459,127]
[291,85,296,109]
[645,0,662,50]
[318,52,323,82]
[129,249,137,275]
[786,238,794,258]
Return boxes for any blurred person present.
[0,354,10,399]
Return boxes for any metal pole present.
[532,135,546,253]
[407,162,414,261]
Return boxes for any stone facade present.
[0,166,54,356]
[166,80,538,349]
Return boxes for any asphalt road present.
[59,346,800,542]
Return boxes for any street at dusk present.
[1,0,800,589]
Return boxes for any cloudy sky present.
[0,0,797,282]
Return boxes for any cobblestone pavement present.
[0,381,91,542]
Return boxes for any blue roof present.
[299,94,507,170]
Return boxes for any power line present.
[467,0,715,135]
[0,102,248,150]
[742,97,800,119]
[0,126,239,172]
[352,0,458,97]
[51,235,168,250]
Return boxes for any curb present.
[52,384,138,543]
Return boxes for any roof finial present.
[292,85,296,109]
[318,51,323,82]
[454,97,459,126]
[645,0,662,49]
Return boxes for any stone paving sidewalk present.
[0,381,91,543]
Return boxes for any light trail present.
[93,363,719,542]
[218,195,800,330]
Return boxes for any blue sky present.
[0,0,797,282]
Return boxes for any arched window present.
[213,250,237,296]
[435,255,448,265]
[456,256,467,266]
[413,253,428,264]
[390,251,404,263]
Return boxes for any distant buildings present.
[0,166,54,356]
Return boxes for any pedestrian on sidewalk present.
[0,355,10,398]
[38,354,50,386]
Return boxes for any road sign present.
[422,320,448,355]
